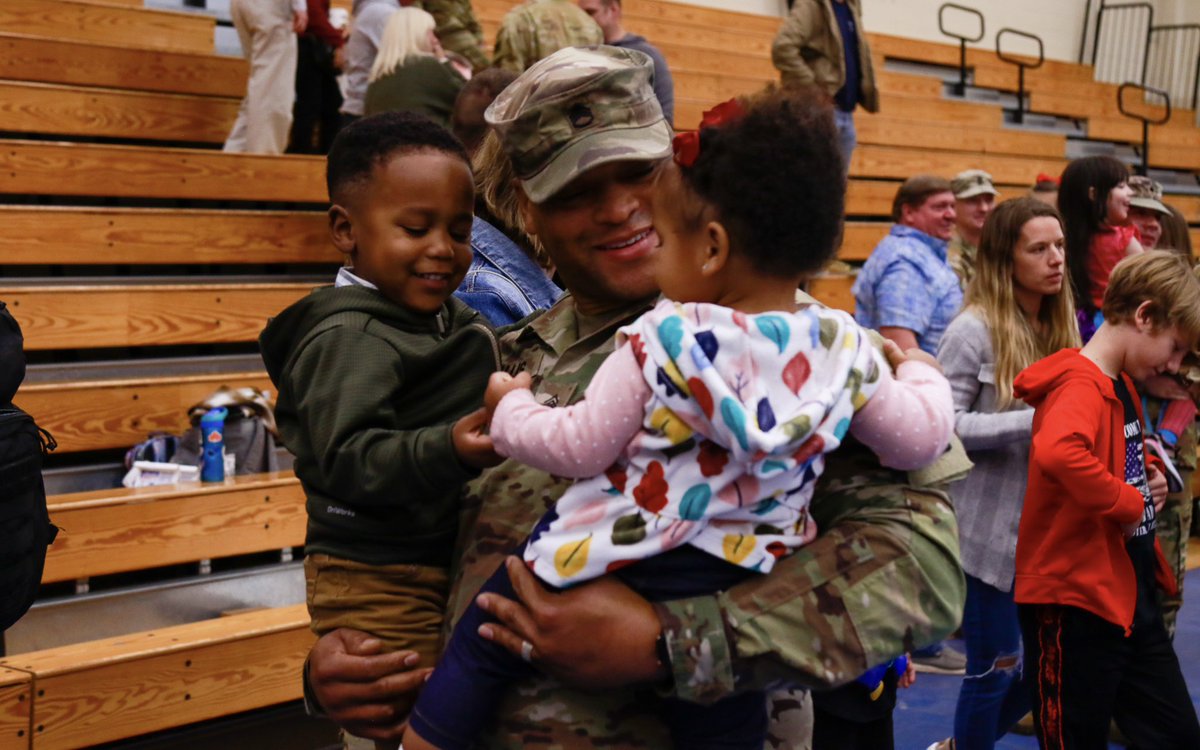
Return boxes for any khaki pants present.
[304,553,449,750]
[225,0,297,154]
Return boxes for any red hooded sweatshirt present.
[1013,348,1176,633]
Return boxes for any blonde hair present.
[473,131,549,270]
[369,8,436,83]
[964,197,1080,407]
[1103,249,1200,350]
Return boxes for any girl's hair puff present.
[1057,155,1130,316]
[678,86,844,278]
[965,197,1079,407]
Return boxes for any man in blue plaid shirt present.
[853,174,963,355]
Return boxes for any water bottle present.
[200,407,228,482]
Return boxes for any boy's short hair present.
[1103,249,1200,349]
[892,175,954,222]
[326,112,470,204]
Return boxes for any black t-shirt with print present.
[1113,377,1159,631]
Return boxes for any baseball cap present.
[484,45,672,204]
[1128,175,1169,215]
[951,169,999,200]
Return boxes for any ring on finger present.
[520,639,534,663]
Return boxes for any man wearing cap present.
[948,169,1000,291]
[854,175,962,356]
[771,0,878,166]
[303,47,963,749]
[492,0,603,72]
[1127,175,1170,250]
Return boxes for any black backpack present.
[0,301,58,633]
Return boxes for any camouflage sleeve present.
[491,11,529,72]
[656,441,965,705]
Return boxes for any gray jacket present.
[937,309,1034,592]
[342,0,400,116]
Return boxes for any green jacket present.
[363,56,465,126]
[260,285,498,566]
[771,0,879,113]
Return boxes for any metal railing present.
[1082,0,1199,119]
[938,3,985,96]
[996,28,1044,124]
[1117,82,1171,175]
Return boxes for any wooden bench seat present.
[16,370,274,454]
[850,144,1067,187]
[0,207,333,265]
[856,114,1065,159]
[0,140,325,203]
[0,79,238,144]
[0,32,245,98]
[0,0,215,55]
[807,273,855,314]
[2,282,317,351]
[43,471,305,583]
[0,667,33,749]
[0,604,313,750]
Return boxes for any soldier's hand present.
[308,628,431,741]
[476,556,668,688]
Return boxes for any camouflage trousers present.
[1158,463,1194,638]
[766,687,814,750]
[439,28,489,72]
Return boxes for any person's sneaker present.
[925,740,955,750]
[911,642,967,674]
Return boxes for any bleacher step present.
[24,352,266,384]
[7,561,304,654]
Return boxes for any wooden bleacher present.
[5,0,1198,747]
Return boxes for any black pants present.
[289,36,342,154]
[1019,603,1200,749]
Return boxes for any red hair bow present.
[672,98,746,168]
[1035,172,1061,186]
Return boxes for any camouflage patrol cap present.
[1128,175,1169,215]
[484,45,672,204]
[950,169,999,200]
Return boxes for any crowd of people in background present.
[210,1,1200,749]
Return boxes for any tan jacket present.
[771,0,879,113]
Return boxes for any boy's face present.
[1127,309,1191,381]
[332,150,474,315]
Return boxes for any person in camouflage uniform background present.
[407,0,490,71]
[304,46,965,749]
[491,0,603,72]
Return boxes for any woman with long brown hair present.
[931,197,1080,750]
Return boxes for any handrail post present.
[938,3,985,96]
[996,28,1044,125]
[1117,82,1171,176]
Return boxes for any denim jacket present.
[455,218,562,327]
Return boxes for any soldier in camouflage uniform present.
[305,46,965,749]
[491,0,602,72]
[947,169,999,292]
[408,0,489,72]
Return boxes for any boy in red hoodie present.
[1013,250,1200,748]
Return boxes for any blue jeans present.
[834,108,857,173]
[953,574,1030,749]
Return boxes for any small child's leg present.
[662,690,768,750]
[406,561,540,750]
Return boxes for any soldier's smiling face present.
[518,158,666,315]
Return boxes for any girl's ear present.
[328,204,355,258]
[1087,186,1096,202]
[700,220,730,278]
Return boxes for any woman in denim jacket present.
[456,216,561,326]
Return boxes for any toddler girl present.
[405,88,955,750]
[1059,155,1144,341]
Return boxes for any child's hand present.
[1147,465,1168,514]
[484,371,533,415]
[883,340,943,373]
[453,408,503,469]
